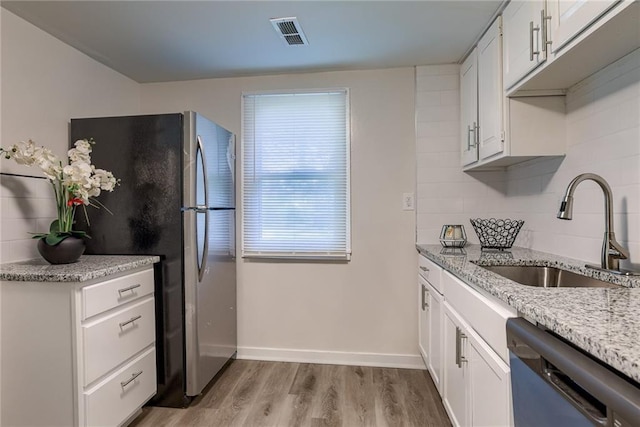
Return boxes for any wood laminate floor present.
[130,360,451,427]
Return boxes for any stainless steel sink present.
[479,265,622,289]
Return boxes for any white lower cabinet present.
[1,266,157,427]
[426,280,444,393]
[85,347,157,426]
[418,257,515,427]
[418,256,444,393]
[443,302,511,427]
[468,330,511,427]
[419,276,429,362]
[419,275,444,393]
[443,304,469,427]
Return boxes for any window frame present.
[240,88,352,260]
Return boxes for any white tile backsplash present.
[416,74,459,92]
[0,175,57,262]
[416,48,640,267]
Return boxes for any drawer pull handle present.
[119,315,142,328]
[419,266,429,272]
[120,370,143,388]
[118,284,141,295]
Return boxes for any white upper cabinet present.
[548,0,620,54]
[461,17,511,167]
[460,48,479,167]
[477,17,505,161]
[506,0,638,92]
[466,95,566,171]
[462,15,565,171]
[503,0,547,90]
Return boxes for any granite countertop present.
[0,255,160,282]
[416,244,640,383]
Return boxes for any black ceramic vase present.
[37,236,86,264]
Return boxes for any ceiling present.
[2,1,503,83]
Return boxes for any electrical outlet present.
[403,192,415,211]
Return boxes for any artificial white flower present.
[0,138,118,243]
[68,139,92,163]
[93,168,117,191]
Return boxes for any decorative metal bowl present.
[469,218,524,250]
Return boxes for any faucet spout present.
[557,173,629,271]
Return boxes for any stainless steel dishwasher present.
[507,318,640,427]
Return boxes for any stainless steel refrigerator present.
[71,112,237,407]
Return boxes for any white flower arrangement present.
[1,138,119,245]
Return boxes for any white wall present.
[416,49,640,270]
[141,68,420,366]
[0,12,140,420]
[0,10,140,263]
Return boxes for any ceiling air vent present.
[270,17,309,46]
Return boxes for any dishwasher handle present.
[543,366,607,425]
[506,318,640,424]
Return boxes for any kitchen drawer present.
[82,269,154,320]
[84,347,156,427]
[442,271,516,362]
[83,296,155,386]
[418,255,442,293]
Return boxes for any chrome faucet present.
[557,173,630,273]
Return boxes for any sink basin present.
[479,265,622,289]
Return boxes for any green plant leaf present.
[45,232,69,246]
[49,219,61,233]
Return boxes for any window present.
[241,90,350,259]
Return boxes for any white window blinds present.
[241,90,351,259]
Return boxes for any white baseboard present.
[237,346,426,370]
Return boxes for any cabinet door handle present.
[421,284,429,311]
[120,370,143,388]
[118,283,141,295]
[455,327,468,367]
[119,315,142,328]
[541,9,552,53]
[460,332,468,365]
[419,266,429,272]
[467,124,478,149]
[468,124,478,149]
[455,327,461,367]
[473,122,479,147]
[529,21,540,61]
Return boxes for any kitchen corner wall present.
[0,10,141,263]
[415,64,507,245]
[416,49,640,269]
[0,10,141,418]
[140,68,419,366]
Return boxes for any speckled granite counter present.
[0,255,160,282]
[417,244,640,383]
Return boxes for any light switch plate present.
[403,192,415,211]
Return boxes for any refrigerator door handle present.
[197,135,209,282]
